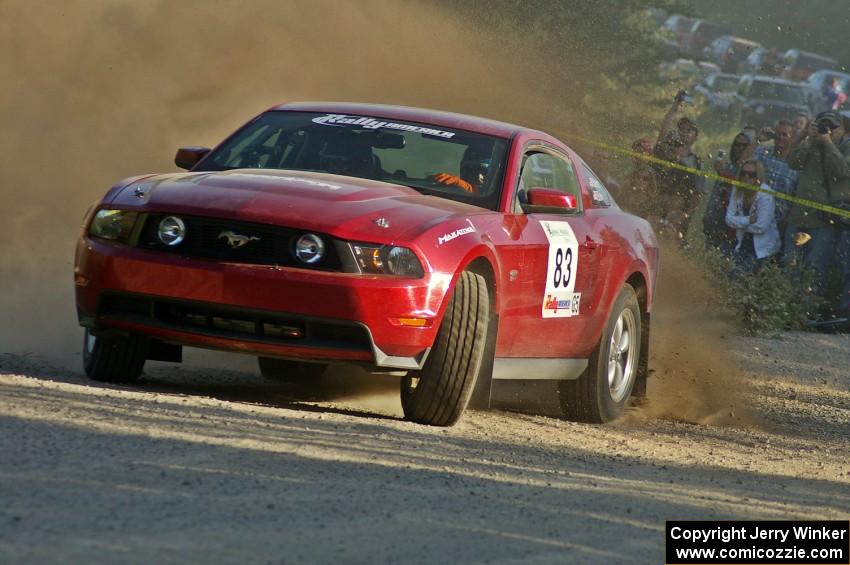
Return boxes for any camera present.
[816,120,833,135]
[757,127,776,142]
[675,90,694,105]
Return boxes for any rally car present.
[75,102,659,426]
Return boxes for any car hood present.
[109,169,485,243]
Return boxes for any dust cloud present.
[1,1,753,426]
[640,247,762,427]
[0,0,545,364]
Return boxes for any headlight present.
[351,244,424,278]
[89,209,138,242]
[294,233,325,264]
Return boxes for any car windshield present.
[749,82,804,104]
[199,111,510,210]
[713,76,739,92]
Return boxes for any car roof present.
[272,102,533,139]
[784,49,837,63]
[811,70,850,80]
[745,75,804,87]
[715,35,761,47]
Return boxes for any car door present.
[508,146,600,358]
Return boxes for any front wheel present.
[83,329,147,383]
[401,271,490,427]
[559,284,641,423]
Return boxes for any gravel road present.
[1,330,848,564]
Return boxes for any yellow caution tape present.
[564,132,850,221]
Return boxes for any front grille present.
[135,214,341,270]
[98,293,372,351]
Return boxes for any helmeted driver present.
[429,146,491,193]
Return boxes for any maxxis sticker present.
[540,220,580,318]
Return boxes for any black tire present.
[83,328,146,383]
[401,271,490,427]
[559,284,641,423]
[257,357,327,384]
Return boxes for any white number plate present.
[540,220,580,318]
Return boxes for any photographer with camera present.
[784,110,850,299]
[654,90,704,242]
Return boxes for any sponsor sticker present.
[312,113,456,139]
[540,220,580,318]
[438,219,476,245]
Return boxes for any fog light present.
[158,216,186,246]
[295,233,325,264]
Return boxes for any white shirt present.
[725,184,781,259]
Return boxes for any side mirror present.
[175,146,211,170]
[521,187,579,214]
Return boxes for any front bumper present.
[75,237,446,369]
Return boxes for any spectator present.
[653,131,689,238]
[623,138,661,223]
[725,159,780,274]
[824,77,848,111]
[792,112,811,138]
[754,120,799,234]
[784,110,849,299]
[655,96,704,241]
[703,130,754,254]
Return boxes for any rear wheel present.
[401,271,490,427]
[83,328,146,383]
[257,357,327,384]
[559,284,641,423]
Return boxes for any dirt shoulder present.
[1,330,848,564]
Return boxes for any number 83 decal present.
[552,247,573,289]
[540,221,580,318]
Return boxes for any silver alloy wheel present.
[607,308,638,403]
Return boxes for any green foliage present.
[686,243,820,337]
[726,262,822,336]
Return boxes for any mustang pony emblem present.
[218,231,261,249]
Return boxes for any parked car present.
[662,15,699,50]
[780,49,838,82]
[694,72,740,109]
[74,102,659,426]
[659,58,721,82]
[682,20,729,59]
[703,36,762,73]
[732,75,809,127]
[803,70,850,114]
[737,48,783,77]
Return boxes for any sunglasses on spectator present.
[740,170,758,178]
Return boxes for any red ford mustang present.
[74,102,659,426]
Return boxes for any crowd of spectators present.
[611,94,850,325]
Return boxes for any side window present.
[515,150,581,212]
[582,166,613,207]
